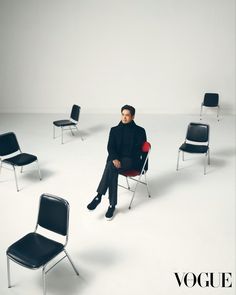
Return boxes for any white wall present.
[0,0,235,114]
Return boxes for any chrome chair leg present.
[208,149,210,165]
[70,127,74,136]
[217,106,220,121]
[176,150,180,171]
[182,151,184,161]
[7,256,11,288]
[61,127,63,144]
[75,125,84,141]
[204,153,207,175]
[53,125,55,139]
[13,166,19,192]
[129,178,140,209]
[144,173,151,197]
[36,160,42,180]
[0,159,2,174]
[200,104,203,120]
[20,166,23,173]
[42,266,46,295]
[125,177,130,190]
[64,250,79,276]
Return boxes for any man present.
[87,105,147,220]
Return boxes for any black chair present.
[176,123,210,175]
[53,104,83,144]
[0,132,42,191]
[118,141,151,209]
[6,193,79,295]
[200,93,220,121]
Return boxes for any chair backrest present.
[0,132,20,156]
[203,93,219,107]
[186,123,209,143]
[142,141,151,153]
[37,194,69,236]
[70,105,81,122]
[141,141,151,171]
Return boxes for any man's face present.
[121,109,134,124]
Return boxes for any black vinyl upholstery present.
[7,194,69,269]
[53,120,76,127]
[37,194,69,236]
[186,123,209,143]
[53,105,82,144]
[0,132,40,191]
[53,105,80,127]
[177,122,210,174]
[6,194,79,293]
[179,143,208,154]
[3,153,37,166]
[203,93,219,107]
[0,132,20,156]
[7,233,64,269]
[70,105,80,121]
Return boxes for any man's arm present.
[133,127,147,170]
[107,128,121,168]
[107,128,119,161]
[136,127,147,150]
[142,128,147,143]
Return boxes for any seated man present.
[87,105,147,220]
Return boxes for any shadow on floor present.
[212,147,236,157]
[80,124,108,139]
[116,155,228,211]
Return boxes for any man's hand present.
[113,159,121,169]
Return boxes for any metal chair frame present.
[119,142,151,209]
[176,123,210,175]
[0,133,42,192]
[6,194,79,295]
[200,93,220,121]
[53,123,83,144]
[53,105,83,144]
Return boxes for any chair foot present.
[64,250,80,276]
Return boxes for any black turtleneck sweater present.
[107,120,147,169]
[120,121,136,157]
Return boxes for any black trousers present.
[97,157,133,206]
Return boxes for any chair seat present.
[53,120,76,127]
[3,153,37,166]
[120,170,141,177]
[7,233,64,269]
[179,143,208,154]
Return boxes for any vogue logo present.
[174,272,232,288]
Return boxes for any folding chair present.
[119,141,151,209]
[6,193,79,295]
[53,104,83,144]
[0,132,42,191]
[176,122,210,175]
[200,93,220,121]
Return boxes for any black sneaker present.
[105,206,116,220]
[87,196,101,210]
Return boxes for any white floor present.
[0,113,235,295]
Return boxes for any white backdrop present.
[0,0,235,114]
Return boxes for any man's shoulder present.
[110,125,119,131]
[110,122,146,132]
[134,123,146,133]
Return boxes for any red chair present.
[119,141,151,209]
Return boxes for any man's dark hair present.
[121,105,135,116]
